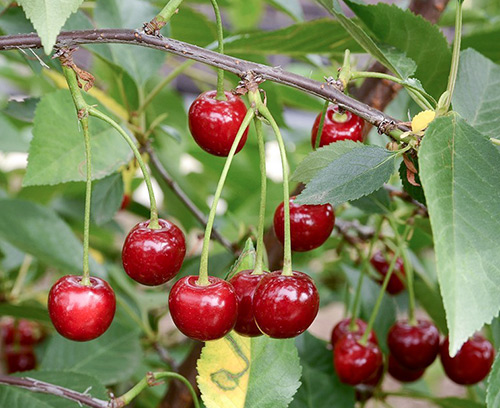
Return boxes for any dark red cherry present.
[273,197,335,252]
[370,251,406,295]
[440,335,494,385]
[48,275,116,342]
[330,318,378,347]
[229,270,266,337]
[122,219,186,286]
[168,275,238,341]
[388,354,425,383]
[4,345,37,373]
[253,271,319,338]
[387,319,440,370]
[188,90,249,156]
[311,104,364,148]
[354,364,384,403]
[0,318,15,345]
[0,319,44,346]
[334,333,383,386]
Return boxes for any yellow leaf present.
[412,110,436,132]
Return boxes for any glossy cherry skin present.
[48,275,116,342]
[229,270,266,337]
[370,251,406,295]
[334,333,383,386]
[311,104,364,148]
[273,197,335,252]
[4,345,37,373]
[253,271,319,339]
[168,275,238,341]
[188,90,249,157]
[331,318,378,347]
[440,335,495,385]
[388,354,425,383]
[387,319,440,370]
[122,219,186,286]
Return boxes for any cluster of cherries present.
[0,318,44,373]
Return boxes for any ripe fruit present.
[387,319,440,370]
[188,90,249,156]
[440,335,494,385]
[48,275,116,342]
[311,104,364,148]
[370,251,406,295]
[229,270,266,337]
[334,333,383,385]
[253,271,319,338]
[3,345,37,373]
[168,275,238,341]
[388,354,425,383]
[122,219,186,286]
[273,197,335,252]
[330,318,378,347]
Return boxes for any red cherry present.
[188,90,249,157]
[48,275,116,342]
[354,364,384,403]
[388,354,425,383]
[387,319,440,370]
[253,271,319,338]
[4,345,37,373]
[440,335,494,385]
[273,197,335,252]
[370,251,406,295]
[120,194,131,210]
[168,276,238,341]
[17,319,44,346]
[311,104,364,148]
[229,270,266,337]
[334,333,383,386]
[122,219,186,286]
[0,318,15,345]
[331,318,378,347]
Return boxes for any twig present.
[383,184,428,215]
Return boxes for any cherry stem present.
[253,91,292,276]
[114,371,199,408]
[88,108,160,229]
[197,108,255,286]
[314,99,329,150]
[253,117,267,275]
[9,254,33,300]
[155,0,185,26]
[338,49,352,89]
[209,0,226,101]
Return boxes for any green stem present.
[88,108,160,229]
[197,108,255,285]
[155,0,185,25]
[209,0,226,100]
[338,49,351,88]
[252,118,267,275]
[314,100,329,150]
[10,255,33,299]
[491,138,500,146]
[115,371,199,408]
[116,296,155,341]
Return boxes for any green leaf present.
[197,331,301,408]
[24,90,131,186]
[291,332,355,408]
[227,0,264,31]
[91,173,124,226]
[0,198,104,275]
[0,302,51,323]
[226,238,256,280]
[41,322,141,385]
[487,353,500,408]
[419,113,500,355]
[171,6,217,47]
[350,188,391,214]
[18,0,84,54]
[267,0,304,22]
[0,371,107,408]
[414,277,447,334]
[0,113,31,152]
[296,145,399,206]
[462,23,500,64]
[434,398,485,408]
[399,158,426,205]
[3,97,39,123]
[453,49,500,139]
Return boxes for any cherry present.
[440,335,494,385]
[273,197,335,252]
[388,354,425,383]
[370,251,406,295]
[330,318,378,347]
[334,333,383,386]
[229,270,266,337]
[1,318,44,346]
[188,90,249,157]
[122,219,186,286]
[48,275,116,342]
[3,345,37,373]
[168,275,238,341]
[0,318,15,345]
[354,365,384,403]
[311,104,364,148]
[253,271,319,338]
[387,319,440,370]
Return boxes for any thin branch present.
[0,375,108,408]
[0,29,409,135]
[384,184,428,216]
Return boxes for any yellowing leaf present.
[412,110,436,132]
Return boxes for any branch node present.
[54,46,95,92]
[377,119,396,135]
[324,76,344,92]
[234,71,265,96]
[142,17,166,37]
